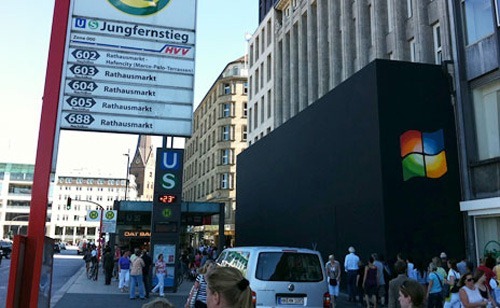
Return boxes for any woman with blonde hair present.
[185,259,216,308]
[205,266,253,308]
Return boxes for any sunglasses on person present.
[466,277,474,282]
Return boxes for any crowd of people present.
[333,246,500,308]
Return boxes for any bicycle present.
[176,269,184,287]
[87,261,98,280]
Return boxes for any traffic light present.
[66,197,72,210]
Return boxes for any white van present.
[216,246,331,307]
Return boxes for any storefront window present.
[463,0,495,44]
[473,80,500,160]
[475,216,500,259]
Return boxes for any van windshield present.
[256,252,323,282]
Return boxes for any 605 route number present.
[66,97,96,108]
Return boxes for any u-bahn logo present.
[107,0,171,16]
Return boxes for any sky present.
[0,0,257,176]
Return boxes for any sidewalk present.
[51,269,193,308]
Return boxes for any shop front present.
[460,197,500,262]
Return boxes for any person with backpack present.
[427,263,444,308]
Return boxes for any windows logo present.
[400,129,448,181]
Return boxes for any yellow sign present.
[123,231,151,237]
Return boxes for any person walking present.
[185,260,216,308]
[443,259,461,308]
[130,249,146,300]
[427,263,444,308]
[345,246,360,302]
[326,254,341,304]
[388,260,409,308]
[363,256,379,308]
[373,253,387,306]
[142,250,153,298]
[103,247,115,285]
[151,253,167,297]
[118,250,131,292]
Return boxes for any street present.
[0,249,83,308]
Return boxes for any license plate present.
[278,297,305,305]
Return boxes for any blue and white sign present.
[58,0,196,137]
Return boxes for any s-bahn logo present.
[107,0,172,16]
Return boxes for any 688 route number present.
[64,113,95,126]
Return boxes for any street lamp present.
[123,151,130,200]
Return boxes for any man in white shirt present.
[344,246,360,302]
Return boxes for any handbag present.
[434,272,449,298]
[329,278,337,286]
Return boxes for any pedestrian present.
[357,259,366,305]
[440,253,449,272]
[372,253,387,306]
[399,280,426,308]
[142,250,153,298]
[443,259,461,308]
[118,250,131,292]
[492,257,500,305]
[345,246,360,302]
[151,253,167,297]
[103,247,115,285]
[474,269,496,306]
[478,255,497,295]
[363,256,379,308]
[459,272,489,307]
[414,260,428,289]
[130,248,146,300]
[388,260,409,308]
[326,254,341,304]
[426,262,444,308]
[204,266,253,308]
[113,244,121,280]
[185,260,216,308]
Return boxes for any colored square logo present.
[400,129,448,181]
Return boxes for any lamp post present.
[123,151,130,201]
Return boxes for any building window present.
[243,82,248,95]
[463,0,495,44]
[220,173,233,189]
[220,149,234,165]
[387,0,394,32]
[473,80,500,160]
[409,38,416,62]
[407,0,413,18]
[242,125,248,141]
[432,23,442,64]
[221,103,234,118]
[254,104,259,129]
[224,83,231,95]
[243,102,248,117]
[221,125,234,141]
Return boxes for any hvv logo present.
[400,129,448,181]
[159,150,182,190]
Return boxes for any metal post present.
[123,151,130,201]
[218,202,225,253]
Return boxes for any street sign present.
[57,0,196,136]
[86,210,100,222]
[102,210,117,233]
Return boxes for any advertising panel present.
[58,0,196,136]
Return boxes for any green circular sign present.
[89,210,99,220]
[107,0,172,16]
[162,208,172,218]
[105,211,115,220]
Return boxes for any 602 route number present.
[71,49,100,61]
